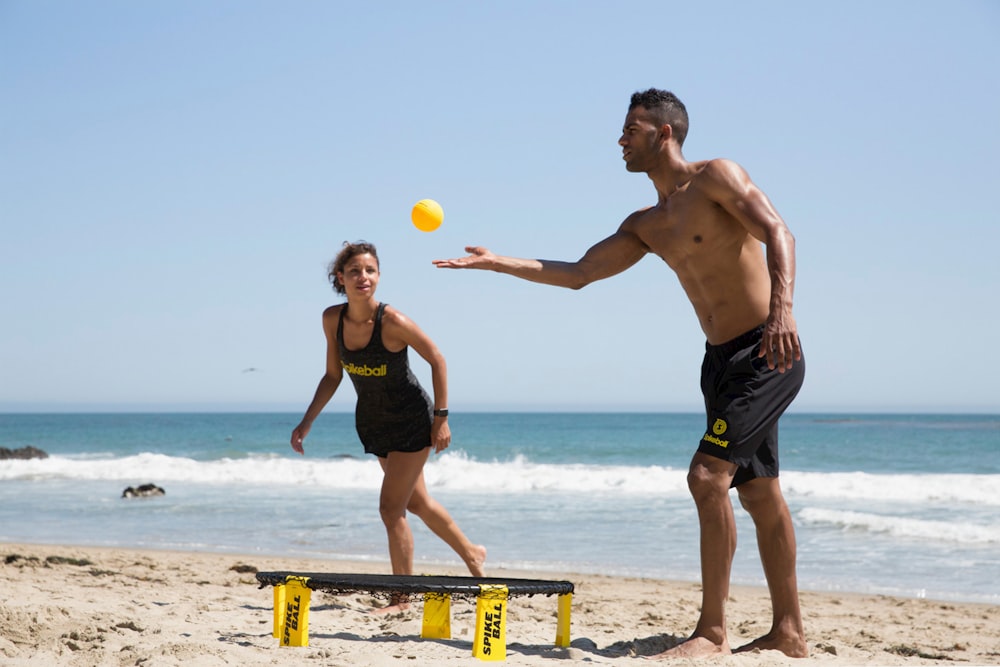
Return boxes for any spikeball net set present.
[256,571,575,661]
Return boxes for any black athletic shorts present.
[697,325,805,487]
[356,399,433,459]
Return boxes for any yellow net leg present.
[421,592,452,639]
[280,577,312,647]
[272,584,286,639]
[472,584,508,661]
[555,592,572,647]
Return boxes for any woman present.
[291,241,486,612]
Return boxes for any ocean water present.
[1,412,997,604]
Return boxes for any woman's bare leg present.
[405,469,487,576]
[373,449,430,613]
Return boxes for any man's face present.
[619,106,663,173]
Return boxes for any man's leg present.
[735,476,809,657]
[656,451,737,658]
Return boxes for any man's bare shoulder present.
[619,205,656,229]
[695,158,753,194]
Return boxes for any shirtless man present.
[433,89,808,658]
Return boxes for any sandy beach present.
[1,542,997,666]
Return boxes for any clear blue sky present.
[2,1,998,413]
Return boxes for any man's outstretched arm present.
[433,225,648,290]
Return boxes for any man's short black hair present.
[629,89,689,146]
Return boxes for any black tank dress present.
[338,303,433,457]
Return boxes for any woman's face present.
[338,252,380,298]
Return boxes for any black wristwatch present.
[433,409,449,417]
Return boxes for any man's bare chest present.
[632,197,736,266]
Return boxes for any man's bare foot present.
[646,636,730,659]
[735,632,809,658]
[465,544,487,578]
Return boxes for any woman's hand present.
[290,422,311,455]
[431,418,451,454]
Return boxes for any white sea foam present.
[799,507,1000,544]
[3,454,1000,507]
[782,470,1000,506]
[0,452,690,495]
[426,453,688,495]
[4,454,1000,508]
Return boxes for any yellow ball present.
[411,199,444,232]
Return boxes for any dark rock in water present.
[0,446,49,460]
[122,483,166,498]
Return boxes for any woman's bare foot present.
[465,544,487,578]
[646,636,730,660]
[369,594,410,616]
